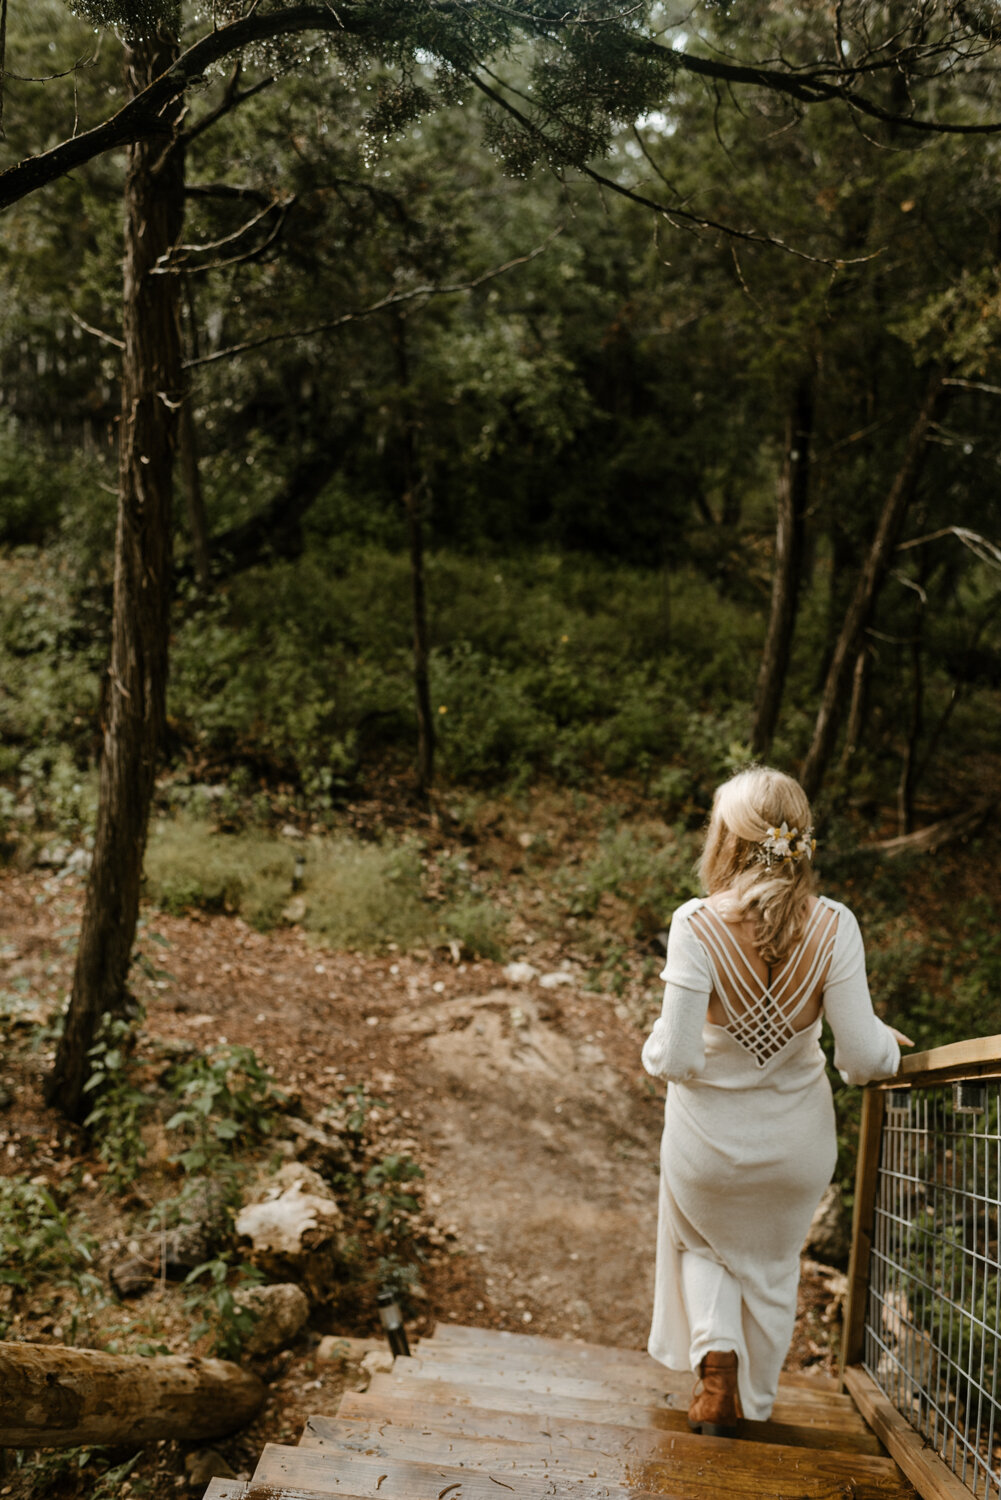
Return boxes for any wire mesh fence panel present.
[863,1082,1001,1500]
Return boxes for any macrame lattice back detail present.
[689,902,839,1068]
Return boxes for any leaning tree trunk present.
[800,371,947,802]
[750,370,814,759]
[0,1342,263,1447]
[46,22,185,1121]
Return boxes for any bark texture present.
[406,478,435,797]
[46,27,185,1121]
[395,316,434,796]
[0,1342,263,1447]
[751,372,814,758]
[800,372,947,802]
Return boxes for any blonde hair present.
[698,766,816,964]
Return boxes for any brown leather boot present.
[687,1350,740,1437]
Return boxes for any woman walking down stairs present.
[202,1322,916,1500]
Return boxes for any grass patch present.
[143,818,508,956]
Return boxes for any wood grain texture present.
[843,1367,976,1500]
[299,1411,914,1499]
[332,1388,880,1454]
[894,1032,1001,1080]
[256,1433,911,1500]
[423,1327,840,1396]
[0,1341,264,1448]
[841,1087,886,1379]
[363,1372,883,1453]
[389,1355,867,1431]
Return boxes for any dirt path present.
[0,870,840,1374]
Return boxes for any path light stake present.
[378,1288,410,1358]
[292,853,306,892]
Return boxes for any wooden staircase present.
[203,1323,919,1500]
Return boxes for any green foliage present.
[144,817,298,926]
[183,1257,264,1359]
[375,1253,421,1307]
[0,1175,99,1335]
[83,1010,151,1191]
[11,1445,143,1500]
[145,816,437,947]
[438,893,508,961]
[0,420,64,546]
[363,1153,424,1234]
[337,1083,386,1138]
[562,823,701,935]
[165,1043,287,1174]
[73,0,180,31]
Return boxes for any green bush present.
[144,818,436,949]
[561,822,701,934]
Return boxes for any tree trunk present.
[800,372,947,802]
[839,645,871,769]
[0,1342,263,1448]
[405,479,435,798]
[46,22,185,1122]
[179,393,210,592]
[750,371,814,758]
[394,315,434,798]
[897,610,924,836]
[180,277,211,592]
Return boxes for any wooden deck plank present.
[844,1366,977,1500]
[201,1484,248,1500]
[389,1355,868,1432]
[334,1388,874,1455]
[429,1325,839,1395]
[363,1372,884,1454]
[301,1412,914,1500]
[418,1337,847,1407]
[256,1435,910,1500]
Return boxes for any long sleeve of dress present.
[823,904,900,1085]
[642,899,712,1083]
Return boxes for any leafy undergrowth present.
[0,994,449,1500]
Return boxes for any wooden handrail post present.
[840,1086,885,1386]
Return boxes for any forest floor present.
[0,787,913,1497]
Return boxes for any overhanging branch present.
[469,71,876,263]
[4,2,1001,213]
[185,233,560,367]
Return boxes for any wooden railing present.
[841,1036,1001,1500]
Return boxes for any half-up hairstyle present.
[698,766,816,964]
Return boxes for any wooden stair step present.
[302,1411,914,1500]
[386,1355,869,1435]
[255,1436,910,1500]
[419,1334,846,1407]
[364,1372,883,1454]
[429,1325,840,1395]
[335,1387,879,1456]
[201,1484,247,1500]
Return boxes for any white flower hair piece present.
[757,821,816,869]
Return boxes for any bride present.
[642,765,912,1435]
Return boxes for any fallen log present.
[0,1341,264,1448]
[866,798,996,858]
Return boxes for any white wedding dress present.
[641,895,899,1420]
